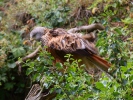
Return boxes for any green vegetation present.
[0,0,133,99]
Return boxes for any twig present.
[67,23,105,34]
[15,46,41,66]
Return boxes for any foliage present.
[0,0,133,100]
[24,52,95,99]
[44,6,70,27]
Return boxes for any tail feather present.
[87,54,111,73]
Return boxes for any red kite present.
[30,26,111,74]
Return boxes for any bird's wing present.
[41,32,111,73]
[48,33,97,54]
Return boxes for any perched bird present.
[30,26,111,74]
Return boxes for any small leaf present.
[112,3,117,8]
[26,68,33,75]
[56,62,63,69]
[45,12,54,19]
[122,79,128,86]
[113,92,120,96]
[7,63,16,68]
[64,7,70,12]
[122,17,133,24]
[12,47,26,58]
[114,28,121,34]
[88,17,96,24]
[58,17,63,23]
[121,66,128,72]
[4,82,14,90]
[0,33,4,40]
[33,73,40,81]
[95,82,106,91]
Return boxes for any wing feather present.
[48,34,97,54]
[40,30,111,74]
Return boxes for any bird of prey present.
[30,26,111,74]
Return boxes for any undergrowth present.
[0,0,133,99]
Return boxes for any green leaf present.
[113,92,120,96]
[0,74,7,82]
[56,62,63,70]
[4,82,15,90]
[64,7,70,12]
[26,68,33,75]
[0,33,4,40]
[121,66,128,72]
[7,63,16,68]
[95,82,106,91]
[112,3,117,8]
[122,17,133,24]
[33,73,40,81]
[12,47,26,58]
[58,17,63,23]
[122,79,128,86]
[114,28,121,34]
[44,12,54,19]
[88,17,96,24]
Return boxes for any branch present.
[67,23,105,33]
[15,46,41,66]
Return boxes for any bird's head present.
[30,27,46,41]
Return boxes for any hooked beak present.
[30,37,34,41]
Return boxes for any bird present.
[30,26,111,75]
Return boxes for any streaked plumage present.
[30,27,111,74]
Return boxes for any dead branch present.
[67,23,105,33]
[15,46,41,66]
[25,84,42,100]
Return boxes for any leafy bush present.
[0,0,133,99]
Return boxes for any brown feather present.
[86,54,111,73]
[40,30,111,74]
